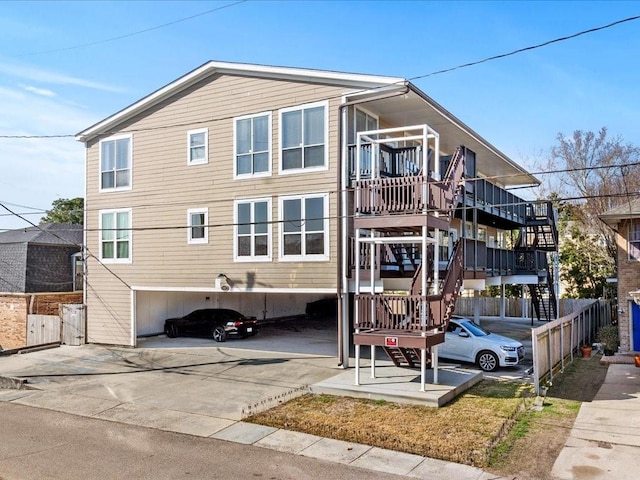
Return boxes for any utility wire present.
[13,1,249,58]
[2,158,638,222]
[411,15,640,80]
[1,13,639,139]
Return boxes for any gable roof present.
[599,197,640,227]
[75,60,405,142]
[75,60,538,186]
[0,223,82,246]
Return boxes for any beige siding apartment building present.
[77,61,557,365]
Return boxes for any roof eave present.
[406,83,540,186]
[75,61,404,143]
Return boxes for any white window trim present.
[352,106,379,144]
[187,208,209,244]
[278,193,329,262]
[233,111,272,179]
[628,222,640,261]
[99,208,132,264]
[99,134,133,193]
[278,100,329,175]
[233,197,272,262]
[187,128,208,165]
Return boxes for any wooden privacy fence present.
[26,315,61,346]
[531,300,612,395]
[26,304,85,347]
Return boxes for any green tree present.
[40,197,84,225]
[558,208,615,298]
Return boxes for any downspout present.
[336,86,409,368]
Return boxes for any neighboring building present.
[0,223,83,293]
[76,61,557,366]
[0,223,83,350]
[599,198,640,353]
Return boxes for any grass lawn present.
[245,354,609,476]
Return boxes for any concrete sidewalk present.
[0,343,496,480]
[552,362,640,480]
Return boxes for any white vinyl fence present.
[531,300,612,394]
[455,297,596,319]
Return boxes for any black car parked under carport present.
[164,308,258,342]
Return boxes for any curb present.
[0,375,28,390]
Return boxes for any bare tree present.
[547,128,640,265]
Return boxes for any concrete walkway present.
[552,362,640,480]
[0,343,496,480]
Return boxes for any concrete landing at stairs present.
[310,363,483,407]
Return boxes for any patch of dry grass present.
[246,380,531,467]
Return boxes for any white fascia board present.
[76,60,404,142]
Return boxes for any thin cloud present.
[19,83,57,97]
[0,61,125,93]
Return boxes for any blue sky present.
[1,0,639,229]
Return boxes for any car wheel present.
[477,351,499,372]
[165,323,178,338]
[213,326,227,342]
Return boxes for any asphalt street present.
[0,402,408,480]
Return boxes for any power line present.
[411,15,640,80]
[13,1,249,58]
[2,13,639,139]
[0,202,132,291]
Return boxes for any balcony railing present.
[348,144,422,181]
[467,178,527,223]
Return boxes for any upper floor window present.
[280,101,327,173]
[235,198,271,261]
[629,222,640,261]
[100,135,131,191]
[187,128,208,165]
[235,112,271,177]
[187,208,208,244]
[279,194,329,261]
[100,209,131,263]
[352,108,378,143]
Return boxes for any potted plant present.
[596,325,619,356]
[580,344,592,358]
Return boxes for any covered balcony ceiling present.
[345,85,539,188]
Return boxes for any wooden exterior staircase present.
[353,140,466,366]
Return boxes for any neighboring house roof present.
[0,224,82,293]
[599,198,640,227]
[0,243,27,292]
[75,60,538,187]
[0,223,82,246]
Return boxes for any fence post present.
[532,327,539,396]
[560,321,565,372]
[548,328,553,383]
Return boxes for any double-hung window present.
[187,128,208,165]
[279,194,329,261]
[100,209,131,263]
[629,222,640,261]
[234,112,271,177]
[280,101,327,172]
[235,198,271,261]
[100,135,131,191]
[187,208,208,244]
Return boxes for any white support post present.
[420,345,426,392]
[501,283,506,319]
[432,344,439,384]
[354,344,360,386]
[370,345,376,378]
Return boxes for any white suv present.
[438,316,525,372]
